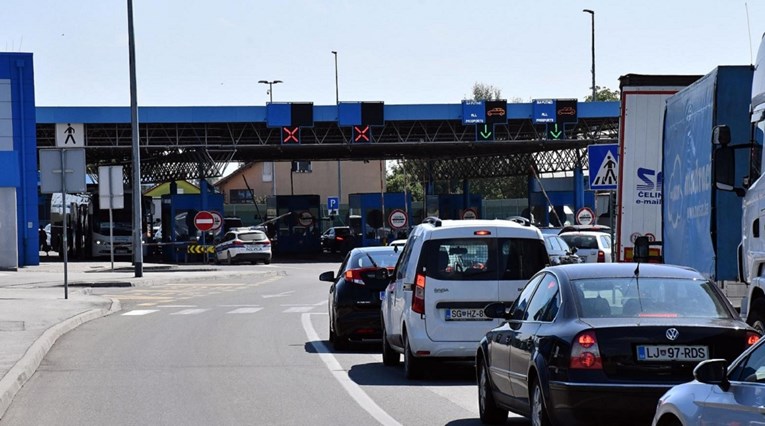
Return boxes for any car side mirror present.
[693,359,730,391]
[319,271,335,282]
[484,302,509,319]
[634,236,650,263]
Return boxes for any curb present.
[0,296,122,419]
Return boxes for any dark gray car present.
[543,234,582,265]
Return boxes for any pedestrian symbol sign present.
[588,144,619,190]
[55,123,85,147]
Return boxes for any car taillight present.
[747,331,761,347]
[344,268,378,285]
[256,241,271,246]
[412,273,426,314]
[570,330,603,369]
[597,251,605,263]
[336,236,344,241]
[233,240,244,247]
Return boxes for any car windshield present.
[571,277,731,319]
[238,231,267,242]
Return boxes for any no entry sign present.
[388,209,408,230]
[194,211,215,232]
[576,207,595,226]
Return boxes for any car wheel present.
[328,316,336,344]
[382,327,400,366]
[264,257,271,265]
[530,378,551,426]
[749,299,765,334]
[214,254,220,265]
[478,357,508,424]
[403,334,423,380]
[225,251,232,265]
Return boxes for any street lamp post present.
[258,79,282,197]
[258,79,282,103]
[332,51,342,218]
[583,9,596,102]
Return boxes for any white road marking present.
[170,309,210,315]
[122,310,159,316]
[314,300,328,306]
[262,290,295,299]
[157,305,197,308]
[301,313,401,426]
[227,307,263,314]
[425,385,478,415]
[219,304,261,307]
[283,307,314,313]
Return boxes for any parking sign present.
[327,197,339,216]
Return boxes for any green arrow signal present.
[550,124,562,139]
[480,124,492,139]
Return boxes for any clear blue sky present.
[3,0,764,107]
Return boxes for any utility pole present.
[583,9,596,101]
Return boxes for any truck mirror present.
[714,146,736,190]
[634,236,650,262]
[712,125,731,146]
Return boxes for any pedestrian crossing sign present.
[588,144,619,190]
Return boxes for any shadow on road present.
[446,418,530,426]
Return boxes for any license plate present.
[637,345,708,362]
[445,308,490,321]
[246,246,262,251]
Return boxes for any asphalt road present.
[0,261,528,426]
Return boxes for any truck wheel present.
[749,299,765,334]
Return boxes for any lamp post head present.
[583,9,594,15]
[273,80,283,84]
[331,50,337,55]
[258,80,268,84]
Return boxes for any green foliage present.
[584,86,620,102]
[472,82,502,101]
[386,161,424,200]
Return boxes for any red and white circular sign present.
[576,207,595,226]
[194,211,215,232]
[210,211,223,231]
[297,211,314,227]
[461,208,478,220]
[388,209,408,230]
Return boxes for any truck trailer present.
[664,65,755,318]
[615,74,699,261]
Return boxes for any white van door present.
[423,232,548,343]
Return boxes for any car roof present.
[559,231,611,237]
[548,263,704,281]
[350,246,398,254]
[420,218,542,237]
[559,224,611,234]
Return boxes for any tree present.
[584,86,620,102]
[472,82,502,101]
[386,161,424,201]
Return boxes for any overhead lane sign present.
[338,102,385,143]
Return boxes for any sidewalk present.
[0,260,267,419]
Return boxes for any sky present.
[2,1,764,107]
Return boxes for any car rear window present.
[560,234,598,250]
[571,277,732,319]
[420,237,548,281]
[350,250,401,269]
[335,228,352,236]
[239,231,268,242]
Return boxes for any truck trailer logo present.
[667,155,684,230]
[635,168,662,205]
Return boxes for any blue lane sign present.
[327,196,339,215]
[533,99,556,124]
[588,144,619,190]
[462,100,485,125]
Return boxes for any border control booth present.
[160,180,224,263]
[349,192,411,247]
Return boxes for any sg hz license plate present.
[445,308,490,321]
[637,345,708,362]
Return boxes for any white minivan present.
[381,218,549,379]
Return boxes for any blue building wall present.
[0,53,37,267]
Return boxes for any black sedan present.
[475,263,759,426]
[320,246,402,350]
[321,226,355,254]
